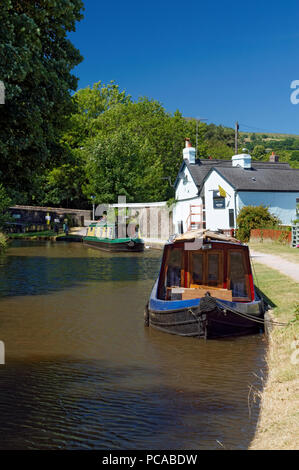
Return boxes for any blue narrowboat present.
[144,230,265,339]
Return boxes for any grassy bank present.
[249,241,299,264]
[249,260,299,450]
[0,232,7,252]
[8,230,56,239]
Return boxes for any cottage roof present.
[180,159,299,192]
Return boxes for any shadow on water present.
[0,353,266,450]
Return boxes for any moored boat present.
[145,229,265,339]
[83,222,144,252]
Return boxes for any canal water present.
[0,241,266,450]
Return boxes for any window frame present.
[188,249,224,288]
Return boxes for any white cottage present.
[173,140,299,233]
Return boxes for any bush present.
[236,205,281,242]
[0,184,12,229]
[0,232,7,253]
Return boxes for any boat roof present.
[172,229,242,244]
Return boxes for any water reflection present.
[0,241,161,297]
[0,241,266,450]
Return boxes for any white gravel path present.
[250,250,299,283]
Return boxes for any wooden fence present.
[250,228,292,244]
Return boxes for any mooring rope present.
[215,299,289,327]
[187,298,289,327]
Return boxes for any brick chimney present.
[183,138,196,164]
[269,151,279,162]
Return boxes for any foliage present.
[65,90,209,203]
[8,230,55,239]
[252,145,267,160]
[206,141,234,159]
[0,0,84,202]
[0,232,7,252]
[59,80,268,206]
[204,123,234,148]
[63,80,132,149]
[236,205,281,242]
[290,150,299,161]
[41,149,88,208]
[84,129,165,203]
[0,184,11,251]
[0,184,12,228]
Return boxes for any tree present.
[0,184,12,231]
[290,151,299,162]
[0,0,84,202]
[236,205,281,242]
[63,81,132,149]
[65,88,203,203]
[42,150,88,208]
[252,145,266,161]
[84,130,165,203]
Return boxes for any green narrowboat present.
[83,222,144,252]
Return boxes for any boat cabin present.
[87,222,117,239]
[86,222,139,240]
[157,240,255,303]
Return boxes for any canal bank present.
[248,257,299,450]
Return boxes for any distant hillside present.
[240,131,299,141]
[235,131,299,167]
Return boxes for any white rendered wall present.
[175,166,198,201]
[204,170,236,230]
[174,165,201,233]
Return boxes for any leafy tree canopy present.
[0,184,12,229]
[0,0,84,202]
[62,87,210,204]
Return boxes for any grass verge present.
[0,231,7,252]
[249,261,299,450]
[249,241,299,264]
[8,230,56,239]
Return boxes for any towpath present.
[250,250,299,283]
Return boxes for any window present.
[165,247,183,288]
[189,250,223,287]
[207,253,220,285]
[228,251,249,299]
[229,209,235,228]
[191,252,203,284]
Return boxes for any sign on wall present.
[213,190,225,209]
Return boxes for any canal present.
[0,241,266,450]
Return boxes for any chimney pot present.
[183,139,196,163]
[269,152,279,162]
[185,138,192,148]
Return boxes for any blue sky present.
[70,0,299,134]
